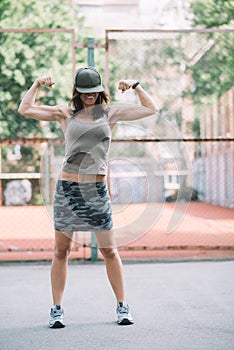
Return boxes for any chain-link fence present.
[0,28,233,260]
[103,29,234,258]
[0,138,233,260]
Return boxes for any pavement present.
[0,260,234,350]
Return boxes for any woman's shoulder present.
[107,103,120,119]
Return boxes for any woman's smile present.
[80,92,99,106]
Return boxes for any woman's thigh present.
[94,229,116,249]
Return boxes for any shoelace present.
[118,305,129,314]
[51,309,63,318]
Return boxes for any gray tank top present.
[62,112,112,175]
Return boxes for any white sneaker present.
[49,305,65,328]
[116,302,134,325]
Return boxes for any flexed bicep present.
[18,77,68,122]
[19,104,68,122]
[109,103,157,122]
[111,80,159,121]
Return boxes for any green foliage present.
[188,0,234,103]
[191,117,200,138]
[1,144,41,173]
[0,0,86,138]
[190,0,234,28]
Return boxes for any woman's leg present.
[50,230,73,306]
[95,230,125,304]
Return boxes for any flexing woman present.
[18,67,158,328]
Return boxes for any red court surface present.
[0,202,233,261]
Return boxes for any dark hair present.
[70,88,109,120]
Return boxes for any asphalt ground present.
[0,260,234,350]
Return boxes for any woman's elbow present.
[153,106,159,113]
[18,106,23,114]
[18,104,28,116]
[149,104,160,114]
[145,100,160,114]
[153,101,161,113]
[18,102,24,114]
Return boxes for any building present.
[73,0,191,37]
[73,0,140,37]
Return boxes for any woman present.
[18,66,158,328]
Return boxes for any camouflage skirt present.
[53,180,113,232]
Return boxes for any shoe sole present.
[49,321,66,329]
[117,318,134,325]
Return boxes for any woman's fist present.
[118,79,138,93]
[35,76,55,88]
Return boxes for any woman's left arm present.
[109,80,160,122]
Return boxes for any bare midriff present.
[61,171,106,183]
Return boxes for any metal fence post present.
[87,37,94,68]
[87,37,98,262]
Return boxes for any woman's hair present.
[70,88,109,120]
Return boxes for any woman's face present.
[79,92,99,107]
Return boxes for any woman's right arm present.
[18,76,68,122]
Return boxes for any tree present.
[187,0,234,103]
[0,0,86,138]
[190,0,234,28]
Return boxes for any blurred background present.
[0,0,233,261]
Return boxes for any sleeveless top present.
[62,111,112,175]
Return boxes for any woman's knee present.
[54,230,72,260]
[54,245,71,260]
[99,247,117,259]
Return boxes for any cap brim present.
[75,85,104,93]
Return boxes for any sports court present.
[0,202,233,261]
